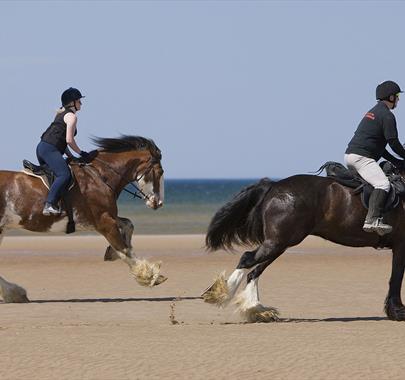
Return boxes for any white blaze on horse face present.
[137,177,156,209]
[137,175,164,209]
[137,177,154,196]
[158,175,165,206]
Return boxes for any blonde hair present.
[55,107,65,115]
[55,102,75,115]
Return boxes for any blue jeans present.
[36,141,72,205]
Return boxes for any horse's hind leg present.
[104,217,134,261]
[0,231,29,303]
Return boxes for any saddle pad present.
[22,168,75,191]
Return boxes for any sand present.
[0,234,404,379]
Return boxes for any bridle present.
[72,154,159,201]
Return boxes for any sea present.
[118,179,259,235]
[7,179,262,236]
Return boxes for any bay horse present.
[0,135,166,303]
[202,174,405,322]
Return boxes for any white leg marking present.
[236,278,259,310]
[226,269,246,301]
[235,278,279,322]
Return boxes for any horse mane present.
[91,135,161,159]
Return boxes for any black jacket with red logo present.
[346,101,399,160]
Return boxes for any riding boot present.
[363,188,392,235]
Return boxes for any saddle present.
[316,161,405,212]
[22,160,76,234]
[22,160,75,190]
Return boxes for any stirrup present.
[363,218,392,236]
[42,203,61,216]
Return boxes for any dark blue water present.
[118,179,259,234]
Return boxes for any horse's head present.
[92,135,164,210]
[136,155,164,210]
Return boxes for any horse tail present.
[206,178,274,251]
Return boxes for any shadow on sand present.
[22,296,202,304]
[217,316,388,325]
[280,316,387,323]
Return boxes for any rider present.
[36,87,90,215]
[345,80,404,235]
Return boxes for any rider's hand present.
[80,150,90,160]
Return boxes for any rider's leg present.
[36,141,71,214]
[345,153,391,235]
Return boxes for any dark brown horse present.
[202,174,405,322]
[0,135,166,303]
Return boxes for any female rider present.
[37,87,90,215]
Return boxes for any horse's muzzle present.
[146,195,163,210]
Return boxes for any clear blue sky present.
[1,1,404,178]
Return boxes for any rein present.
[72,156,154,200]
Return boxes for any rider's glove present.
[80,151,90,160]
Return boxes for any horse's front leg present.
[385,244,405,321]
[201,249,257,307]
[104,217,134,261]
[97,215,167,287]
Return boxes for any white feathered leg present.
[235,278,279,322]
[202,269,247,307]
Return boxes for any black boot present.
[363,189,392,235]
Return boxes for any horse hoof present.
[386,305,405,321]
[0,279,29,303]
[238,304,280,323]
[15,294,30,303]
[201,272,229,307]
[131,259,166,287]
[153,275,168,286]
[385,299,405,321]
[104,246,119,261]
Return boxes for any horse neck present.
[92,150,151,195]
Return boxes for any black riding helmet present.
[376,80,403,101]
[61,87,85,107]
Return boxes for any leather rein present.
[72,155,157,201]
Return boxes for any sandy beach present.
[1,234,405,379]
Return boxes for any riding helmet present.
[376,80,403,100]
[61,87,85,106]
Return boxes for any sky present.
[1,0,405,179]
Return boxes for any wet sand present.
[0,235,404,379]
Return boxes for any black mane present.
[92,135,161,159]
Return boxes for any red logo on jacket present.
[365,112,375,120]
